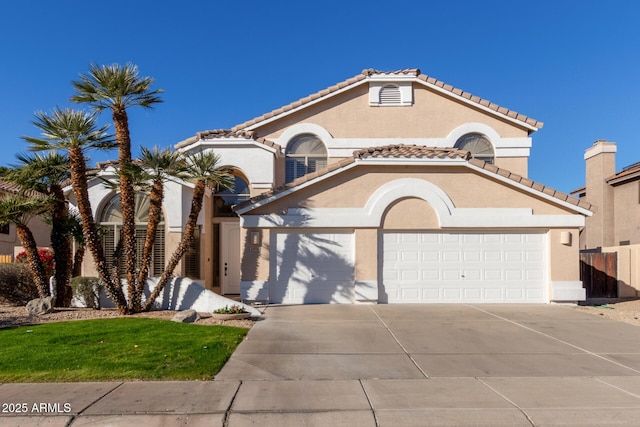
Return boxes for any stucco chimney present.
[584,140,616,248]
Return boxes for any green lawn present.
[0,318,248,382]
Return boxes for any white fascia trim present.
[415,79,540,132]
[245,80,370,132]
[234,161,359,215]
[240,209,585,228]
[466,162,593,216]
[177,138,279,155]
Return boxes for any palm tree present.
[23,108,128,313]
[143,151,233,311]
[71,63,163,312]
[3,152,74,306]
[134,146,188,311]
[0,194,49,298]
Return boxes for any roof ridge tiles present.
[230,68,543,132]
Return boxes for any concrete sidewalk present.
[2,304,640,426]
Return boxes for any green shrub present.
[0,263,39,305]
[70,276,103,309]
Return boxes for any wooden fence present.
[580,251,618,298]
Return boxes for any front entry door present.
[220,222,241,294]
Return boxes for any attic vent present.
[379,85,402,105]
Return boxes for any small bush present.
[16,249,55,278]
[0,263,39,305]
[213,304,248,314]
[70,276,103,309]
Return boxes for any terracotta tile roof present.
[606,162,640,185]
[230,68,543,132]
[355,145,471,160]
[0,180,26,194]
[234,145,589,212]
[174,129,280,151]
[0,180,45,198]
[467,159,591,210]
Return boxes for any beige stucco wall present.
[495,157,528,177]
[251,166,577,217]
[584,143,616,248]
[613,182,640,245]
[354,228,377,283]
[548,229,580,282]
[240,228,270,281]
[382,198,439,229]
[0,216,51,259]
[602,244,640,298]
[255,84,530,140]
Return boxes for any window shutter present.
[153,227,165,276]
[379,85,401,105]
[184,226,200,278]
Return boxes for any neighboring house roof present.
[175,129,281,152]
[570,186,586,198]
[234,144,590,213]
[571,162,640,197]
[0,180,27,194]
[606,162,640,186]
[230,68,543,133]
[0,180,45,198]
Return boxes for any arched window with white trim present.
[100,193,165,277]
[285,134,327,183]
[455,133,495,164]
[213,173,251,217]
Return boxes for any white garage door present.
[273,232,355,304]
[382,232,547,303]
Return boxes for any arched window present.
[100,193,165,277]
[455,133,495,164]
[213,174,251,217]
[285,134,327,183]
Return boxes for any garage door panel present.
[382,232,547,303]
[274,232,354,304]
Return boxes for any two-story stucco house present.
[79,68,591,304]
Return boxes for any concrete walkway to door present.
[216,304,640,426]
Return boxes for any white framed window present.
[100,193,165,277]
[285,134,328,183]
[455,133,495,164]
[213,174,251,217]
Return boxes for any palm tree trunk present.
[69,146,128,313]
[136,179,163,305]
[71,245,85,277]
[50,184,72,306]
[142,180,205,311]
[15,225,49,299]
[112,106,139,312]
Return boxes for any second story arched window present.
[285,134,327,183]
[455,133,495,164]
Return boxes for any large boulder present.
[26,296,55,316]
[172,309,199,323]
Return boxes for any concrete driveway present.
[3,304,640,426]
[216,304,640,426]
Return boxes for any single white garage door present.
[382,232,547,303]
[273,232,355,304]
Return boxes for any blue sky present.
[1,0,638,194]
